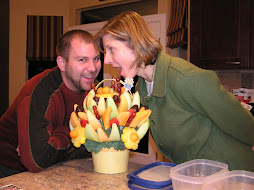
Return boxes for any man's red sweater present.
[0,67,90,172]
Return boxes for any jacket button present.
[150,120,155,126]
[159,144,164,148]
[146,98,151,103]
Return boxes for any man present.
[0,30,101,178]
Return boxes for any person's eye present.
[94,56,100,63]
[79,58,88,62]
[109,47,114,54]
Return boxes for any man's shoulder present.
[18,67,62,97]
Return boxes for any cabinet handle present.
[225,62,240,65]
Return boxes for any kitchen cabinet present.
[190,0,254,69]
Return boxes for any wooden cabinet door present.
[190,0,251,69]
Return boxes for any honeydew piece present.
[87,98,97,115]
[116,111,130,126]
[78,112,88,121]
[83,89,95,111]
[87,110,102,131]
[70,112,80,128]
[102,106,112,130]
[109,123,121,141]
[129,109,152,128]
[137,119,150,140]
[97,127,109,142]
[117,93,129,114]
[123,91,132,110]
[131,91,140,108]
[97,96,106,116]
[107,96,118,119]
[85,124,99,142]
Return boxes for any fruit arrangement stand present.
[0,158,145,190]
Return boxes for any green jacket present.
[136,52,254,171]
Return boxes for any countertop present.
[0,158,144,190]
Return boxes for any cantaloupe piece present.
[95,92,118,99]
[129,109,152,128]
[116,111,130,126]
[70,112,80,128]
[118,93,129,113]
[138,106,146,112]
[102,106,112,130]
[78,112,88,120]
[97,96,106,116]
[86,110,102,131]
[97,127,109,142]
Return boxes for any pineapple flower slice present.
[121,127,140,150]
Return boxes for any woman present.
[94,11,254,171]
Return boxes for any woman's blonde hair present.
[94,11,162,68]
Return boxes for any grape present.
[111,85,115,91]
[96,115,100,120]
[116,77,120,82]
[75,105,84,113]
[130,105,139,113]
[90,82,95,89]
[117,83,121,88]
[93,96,99,104]
[144,105,149,110]
[117,87,121,93]
[92,105,97,111]
[113,95,120,104]
[126,122,130,127]
[128,117,133,122]
[94,110,98,116]
[111,80,115,85]
[131,112,136,119]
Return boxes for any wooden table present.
[0,158,144,190]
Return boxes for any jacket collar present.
[137,52,171,98]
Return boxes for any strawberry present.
[109,117,119,127]
[80,119,89,127]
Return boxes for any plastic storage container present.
[170,159,228,190]
[202,170,254,190]
[127,162,177,189]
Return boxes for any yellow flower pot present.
[92,149,130,174]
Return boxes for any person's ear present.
[57,56,66,71]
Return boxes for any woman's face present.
[102,34,138,79]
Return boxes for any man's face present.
[59,38,101,92]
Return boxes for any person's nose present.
[87,60,97,72]
[104,52,112,65]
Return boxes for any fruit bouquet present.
[69,77,151,173]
